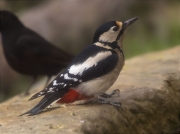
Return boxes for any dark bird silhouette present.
[0,10,74,95]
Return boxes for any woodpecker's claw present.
[100,89,120,98]
[109,101,122,109]
[96,97,123,110]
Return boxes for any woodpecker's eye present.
[113,26,119,31]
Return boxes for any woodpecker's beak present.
[122,17,138,30]
[115,17,138,41]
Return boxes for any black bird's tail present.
[20,92,64,116]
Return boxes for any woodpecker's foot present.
[100,89,120,98]
[96,97,122,109]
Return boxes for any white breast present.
[76,72,117,96]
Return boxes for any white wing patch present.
[68,51,112,75]
[53,80,64,86]
[64,73,78,81]
[47,87,55,93]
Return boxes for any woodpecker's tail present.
[20,91,65,116]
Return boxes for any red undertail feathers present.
[57,89,93,103]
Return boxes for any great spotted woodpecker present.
[21,17,138,116]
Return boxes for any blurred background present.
[0,0,179,102]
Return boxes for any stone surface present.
[0,46,180,134]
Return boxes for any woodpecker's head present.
[93,17,138,49]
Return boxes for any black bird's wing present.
[13,28,74,75]
[15,28,73,64]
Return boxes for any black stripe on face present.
[116,27,124,41]
[98,41,124,58]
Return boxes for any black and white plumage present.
[21,17,138,116]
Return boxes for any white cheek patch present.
[99,31,118,43]
[68,51,112,76]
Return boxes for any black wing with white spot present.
[28,70,80,100]
[29,45,119,100]
[67,45,119,82]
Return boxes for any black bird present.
[0,10,74,95]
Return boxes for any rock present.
[0,46,179,134]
